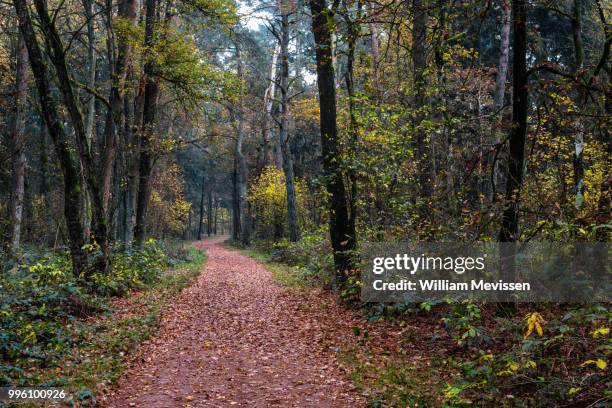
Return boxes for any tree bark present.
[198,174,205,240]
[571,0,585,209]
[499,0,528,243]
[9,35,28,253]
[493,0,511,112]
[234,44,250,244]
[12,0,87,275]
[213,196,219,235]
[134,0,160,244]
[412,0,432,198]
[343,0,362,247]
[207,189,213,237]
[262,45,280,169]
[309,0,356,282]
[279,4,299,242]
[30,0,110,273]
[232,159,240,240]
[490,0,511,200]
[82,0,96,143]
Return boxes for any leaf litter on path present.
[102,238,368,407]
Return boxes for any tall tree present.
[309,0,356,281]
[29,0,111,273]
[198,174,206,240]
[102,0,139,219]
[279,0,299,242]
[571,0,585,209]
[413,0,431,199]
[262,45,280,169]
[490,0,511,200]
[499,0,528,243]
[12,0,88,275]
[233,42,250,244]
[134,0,160,244]
[9,35,28,253]
[341,0,362,244]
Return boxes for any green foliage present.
[235,230,335,289]
[181,0,238,27]
[442,301,488,347]
[445,305,611,406]
[150,24,239,107]
[269,230,335,286]
[0,241,196,390]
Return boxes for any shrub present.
[267,229,335,286]
[445,305,611,406]
[0,239,174,385]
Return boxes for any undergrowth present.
[0,241,205,407]
[237,237,611,407]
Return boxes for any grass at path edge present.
[224,242,310,291]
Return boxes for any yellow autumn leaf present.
[590,327,609,338]
[524,312,546,338]
[581,359,607,370]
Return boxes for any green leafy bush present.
[0,239,174,386]
[268,230,335,285]
[445,305,611,406]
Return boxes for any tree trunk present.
[232,159,240,240]
[134,0,160,244]
[198,174,205,240]
[490,0,511,200]
[499,0,528,243]
[493,0,511,112]
[412,0,432,198]
[497,0,527,315]
[262,45,280,169]
[13,0,87,276]
[102,0,138,219]
[82,0,96,142]
[279,5,299,242]
[571,0,585,209]
[30,0,110,273]
[343,0,362,246]
[9,35,28,253]
[369,2,380,82]
[124,90,138,243]
[81,0,97,243]
[207,189,213,237]
[213,197,219,235]
[309,0,356,282]
[234,44,250,244]
[39,119,54,245]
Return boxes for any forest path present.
[103,237,365,407]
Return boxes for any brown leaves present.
[103,238,365,407]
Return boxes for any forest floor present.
[101,237,451,407]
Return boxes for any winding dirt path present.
[103,237,366,407]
